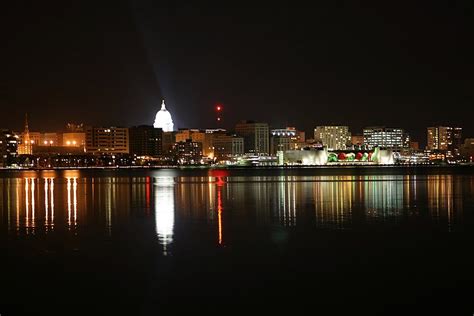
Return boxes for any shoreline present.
[0,163,472,172]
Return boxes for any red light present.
[216,105,222,111]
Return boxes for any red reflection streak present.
[217,185,223,245]
[146,177,150,214]
[217,176,224,245]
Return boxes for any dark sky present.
[2,2,473,145]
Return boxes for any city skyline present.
[2,2,473,145]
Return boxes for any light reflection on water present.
[0,171,472,255]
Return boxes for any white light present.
[153,100,174,132]
[154,177,175,256]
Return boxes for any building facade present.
[85,126,129,154]
[174,129,216,157]
[363,127,408,149]
[129,125,163,157]
[270,128,297,155]
[460,138,474,160]
[427,126,462,155]
[62,132,86,149]
[0,130,18,167]
[235,121,269,155]
[173,139,202,164]
[212,134,244,161]
[314,126,351,150]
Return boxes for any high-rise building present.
[235,121,269,155]
[427,127,439,150]
[0,130,18,167]
[427,126,463,155]
[213,134,244,161]
[270,128,299,155]
[363,127,408,149]
[129,125,162,157]
[85,126,129,154]
[314,126,351,150]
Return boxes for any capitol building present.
[154,100,174,132]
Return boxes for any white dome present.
[153,100,174,132]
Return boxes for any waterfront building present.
[212,134,244,161]
[174,129,216,157]
[85,126,129,154]
[363,127,408,149]
[129,125,162,157]
[62,132,86,149]
[161,131,176,155]
[173,139,202,164]
[270,128,297,155]
[0,130,18,167]
[235,120,269,155]
[427,126,463,155]
[314,126,351,150]
[460,138,474,160]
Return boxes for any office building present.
[173,139,202,164]
[85,126,129,154]
[235,120,269,155]
[314,126,351,150]
[427,126,462,155]
[363,127,408,149]
[0,130,18,167]
[129,125,163,157]
[213,134,244,161]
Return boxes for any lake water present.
[1,167,473,315]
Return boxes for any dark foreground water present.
[1,167,474,315]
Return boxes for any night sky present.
[2,2,473,145]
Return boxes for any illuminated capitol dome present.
[153,100,174,132]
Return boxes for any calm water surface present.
[1,167,473,315]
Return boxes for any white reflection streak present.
[73,178,77,228]
[154,177,175,256]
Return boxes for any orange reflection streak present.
[217,177,224,245]
[31,178,35,229]
[67,178,71,229]
[50,178,54,229]
[45,178,49,230]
